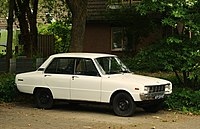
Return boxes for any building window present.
[111,27,127,51]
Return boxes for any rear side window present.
[45,58,75,74]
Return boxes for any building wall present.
[83,23,112,54]
[84,23,163,56]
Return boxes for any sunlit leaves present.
[0,0,8,18]
[161,18,177,28]
[166,37,182,44]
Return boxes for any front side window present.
[96,57,130,74]
[75,58,99,76]
[45,58,74,74]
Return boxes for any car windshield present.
[95,56,131,75]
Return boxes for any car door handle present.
[72,76,79,80]
[44,75,51,77]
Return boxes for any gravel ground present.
[1,102,200,129]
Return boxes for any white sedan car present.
[15,53,172,116]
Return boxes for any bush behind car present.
[0,74,17,102]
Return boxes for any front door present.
[70,58,101,102]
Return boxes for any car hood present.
[107,73,171,86]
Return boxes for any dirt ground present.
[1,102,200,129]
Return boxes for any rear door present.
[44,57,74,99]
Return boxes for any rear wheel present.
[34,89,53,109]
[112,92,136,117]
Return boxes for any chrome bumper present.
[140,92,165,101]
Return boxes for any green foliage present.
[136,0,200,35]
[121,44,166,72]
[135,0,200,88]
[0,74,17,102]
[38,0,72,53]
[124,37,200,87]
[38,21,72,53]
[165,88,200,114]
[0,0,8,18]
[48,22,71,53]
[0,74,34,103]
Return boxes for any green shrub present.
[0,74,18,102]
[165,88,200,114]
[38,21,71,53]
[121,44,167,72]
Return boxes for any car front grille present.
[146,84,166,93]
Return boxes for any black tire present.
[34,89,53,109]
[143,103,162,113]
[112,92,136,117]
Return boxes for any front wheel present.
[112,92,136,117]
[34,89,53,109]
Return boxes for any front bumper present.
[140,92,166,101]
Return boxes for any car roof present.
[50,53,116,59]
[38,53,117,69]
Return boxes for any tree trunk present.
[6,0,14,72]
[14,0,38,57]
[27,0,38,56]
[183,71,190,87]
[66,0,88,52]
[14,0,32,57]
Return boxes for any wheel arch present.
[110,90,134,105]
[33,87,53,97]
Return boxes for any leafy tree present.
[38,0,72,53]
[135,0,200,88]
[39,0,71,23]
